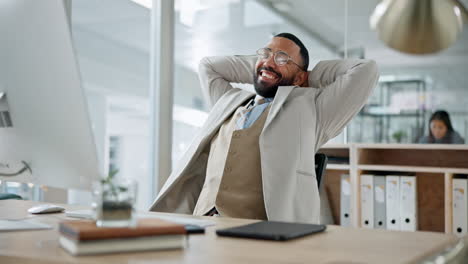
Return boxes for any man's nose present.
[263,55,277,69]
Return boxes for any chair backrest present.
[315,153,328,188]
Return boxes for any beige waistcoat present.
[193,104,270,220]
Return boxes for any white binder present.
[452,178,468,237]
[386,176,400,230]
[340,174,351,227]
[360,175,374,229]
[400,176,417,231]
[373,176,386,229]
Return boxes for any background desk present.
[0,200,459,264]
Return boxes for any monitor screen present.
[0,0,101,190]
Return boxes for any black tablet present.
[216,221,326,241]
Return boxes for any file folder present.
[340,174,351,227]
[373,176,386,229]
[360,175,374,229]
[400,176,417,231]
[386,176,400,230]
[452,178,468,237]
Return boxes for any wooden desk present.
[0,200,459,264]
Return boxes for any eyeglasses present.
[256,48,303,70]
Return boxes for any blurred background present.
[63,0,467,208]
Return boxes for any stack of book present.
[59,218,187,255]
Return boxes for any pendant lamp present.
[370,0,468,54]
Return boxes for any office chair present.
[315,153,328,188]
[316,153,333,224]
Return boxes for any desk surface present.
[0,200,459,264]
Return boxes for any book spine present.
[59,224,187,241]
[59,222,79,240]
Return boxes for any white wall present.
[0,1,6,94]
[85,90,108,173]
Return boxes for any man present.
[150,33,379,223]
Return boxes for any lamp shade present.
[370,0,467,54]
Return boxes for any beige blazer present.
[149,55,379,223]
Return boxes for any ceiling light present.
[370,0,468,54]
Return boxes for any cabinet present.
[319,143,468,233]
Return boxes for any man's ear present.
[293,71,309,87]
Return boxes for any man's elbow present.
[354,59,379,87]
[198,57,211,74]
[365,59,379,78]
[366,60,380,86]
[359,59,379,76]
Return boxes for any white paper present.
[65,209,93,219]
[0,219,52,231]
[136,213,215,228]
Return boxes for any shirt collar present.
[254,95,274,105]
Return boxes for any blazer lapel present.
[155,89,254,201]
[205,90,254,135]
[262,86,294,132]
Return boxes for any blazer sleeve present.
[198,55,257,108]
[309,59,379,147]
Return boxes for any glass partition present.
[173,0,468,147]
[172,0,340,165]
[72,0,152,209]
[71,0,468,210]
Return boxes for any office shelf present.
[355,143,468,150]
[327,164,350,170]
[357,165,468,174]
[359,112,422,117]
[319,143,468,234]
[321,143,349,149]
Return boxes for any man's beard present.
[253,67,294,98]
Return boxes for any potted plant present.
[94,170,137,227]
[392,130,407,143]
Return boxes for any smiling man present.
[254,34,308,97]
[149,33,379,223]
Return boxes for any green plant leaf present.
[108,169,119,180]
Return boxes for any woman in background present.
[419,110,465,144]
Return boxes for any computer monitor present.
[0,0,101,190]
